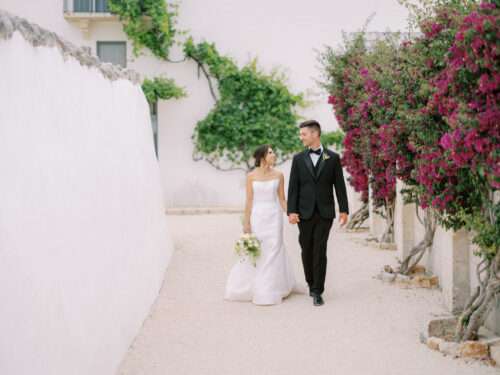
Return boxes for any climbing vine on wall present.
[108,1,306,171]
[142,76,186,105]
[109,0,186,112]
[183,37,306,171]
[108,0,180,59]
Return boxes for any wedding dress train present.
[224,178,300,305]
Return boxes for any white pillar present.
[394,178,415,261]
[368,184,386,240]
[431,226,470,313]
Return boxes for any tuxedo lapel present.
[302,150,316,180]
[315,149,329,179]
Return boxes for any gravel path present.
[117,214,498,375]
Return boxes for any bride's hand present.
[243,223,252,234]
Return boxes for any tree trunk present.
[454,250,500,341]
[379,198,395,243]
[398,208,437,275]
[454,190,499,342]
[346,202,369,230]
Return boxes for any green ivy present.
[108,1,185,105]
[108,0,179,59]
[109,1,307,171]
[142,76,186,105]
[183,37,306,170]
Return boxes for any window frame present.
[96,41,127,68]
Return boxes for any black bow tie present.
[308,148,322,155]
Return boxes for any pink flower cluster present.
[324,1,498,217]
[424,1,500,196]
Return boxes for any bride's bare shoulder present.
[246,171,256,182]
[272,169,284,179]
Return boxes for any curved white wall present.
[0,30,173,375]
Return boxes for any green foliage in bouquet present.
[234,233,261,267]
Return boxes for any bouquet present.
[234,233,261,266]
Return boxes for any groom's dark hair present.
[299,120,321,135]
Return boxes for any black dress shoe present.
[313,294,324,306]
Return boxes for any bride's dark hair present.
[253,144,272,167]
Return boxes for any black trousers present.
[297,206,334,295]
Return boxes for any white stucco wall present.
[0,30,173,375]
[153,0,410,208]
[392,178,499,334]
[0,0,409,209]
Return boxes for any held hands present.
[288,213,300,225]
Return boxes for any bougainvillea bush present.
[321,33,402,242]
[388,2,473,273]
[421,1,499,341]
[321,0,499,340]
[320,35,370,205]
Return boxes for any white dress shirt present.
[309,144,324,167]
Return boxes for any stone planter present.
[421,316,500,367]
[376,265,439,289]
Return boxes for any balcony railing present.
[63,0,118,37]
[63,0,111,13]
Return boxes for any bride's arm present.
[243,174,253,233]
[278,173,287,213]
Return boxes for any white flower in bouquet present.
[234,232,261,266]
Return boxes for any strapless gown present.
[224,178,300,305]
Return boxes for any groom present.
[287,120,349,306]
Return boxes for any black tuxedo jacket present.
[287,147,349,220]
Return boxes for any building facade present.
[0,0,410,209]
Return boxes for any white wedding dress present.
[224,178,300,305]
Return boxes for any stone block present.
[427,316,457,341]
[408,264,426,275]
[490,341,500,367]
[427,337,443,351]
[395,274,411,284]
[439,341,460,357]
[411,274,439,288]
[380,271,396,282]
[459,341,489,359]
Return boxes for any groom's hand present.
[288,213,300,224]
[339,212,348,227]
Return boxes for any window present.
[95,0,109,12]
[96,41,127,68]
[72,0,109,12]
[73,0,92,12]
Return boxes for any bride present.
[224,144,301,305]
